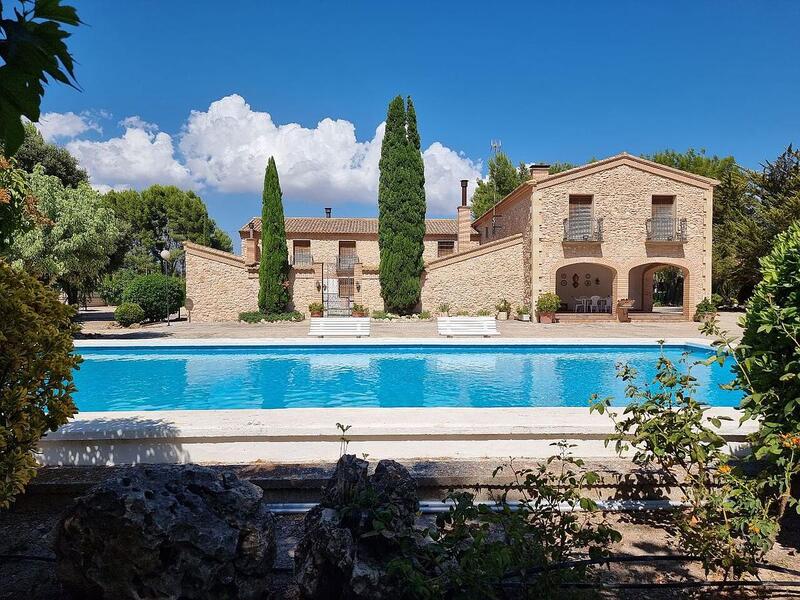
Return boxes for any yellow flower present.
[718,464,732,475]
[749,523,761,534]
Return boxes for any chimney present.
[528,163,550,182]
[456,180,473,253]
[324,207,332,218]
[243,221,260,265]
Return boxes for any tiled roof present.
[240,217,458,236]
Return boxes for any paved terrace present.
[76,307,743,340]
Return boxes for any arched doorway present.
[555,263,616,313]
[628,263,690,317]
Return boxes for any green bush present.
[495,298,511,313]
[114,302,145,327]
[0,260,80,508]
[738,220,800,453]
[122,274,185,322]
[535,292,561,314]
[238,310,304,323]
[371,310,389,319]
[418,310,431,320]
[454,309,470,316]
[516,304,530,315]
[437,303,450,315]
[476,309,491,316]
[693,296,718,321]
[97,269,137,306]
[711,292,725,308]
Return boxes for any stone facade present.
[421,235,524,314]
[185,154,715,322]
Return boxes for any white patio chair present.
[574,297,588,313]
[589,295,601,313]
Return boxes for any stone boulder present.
[294,455,421,599]
[54,465,276,600]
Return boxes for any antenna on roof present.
[489,140,502,233]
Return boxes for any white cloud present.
[46,94,482,213]
[66,123,194,190]
[35,111,102,141]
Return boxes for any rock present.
[54,465,276,600]
[295,455,420,599]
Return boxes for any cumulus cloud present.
[49,94,482,213]
[67,124,195,191]
[35,111,102,141]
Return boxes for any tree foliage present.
[378,96,426,314]
[102,185,232,275]
[0,0,82,154]
[11,122,87,187]
[0,155,37,251]
[0,259,79,508]
[258,156,290,313]
[470,152,529,219]
[7,168,125,304]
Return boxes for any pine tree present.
[378,95,427,315]
[470,152,530,219]
[258,156,290,313]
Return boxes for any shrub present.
[418,310,431,320]
[476,309,491,316]
[388,442,620,596]
[114,302,145,327]
[692,296,717,321]
[97,269,137,306]
[0,260,80,507]
[590,350,782,577]
[711,292,725,308]
[535,292,561,314]
[308,302,324,314]
[238,310,304,323]
[437,303,449,315]
[371,310,389,319]
[122,274,185,322]
[495,298,511,313]
[454,309,470,316]
[516,304,530,315]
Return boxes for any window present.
[566,195,593,240]
[568,195,593,220]
[292,240,311,265]
[338,277,355,298]
[651,195,676,219]
[437,240,455,257]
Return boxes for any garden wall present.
[420,234,524,314]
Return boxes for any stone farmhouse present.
[185,153,717,321]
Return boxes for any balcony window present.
[437,240,455,257]
[564,195,602,241]
[292,240,312,266]
[647,196,686,241]
[337,241,358,272]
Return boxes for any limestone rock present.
[294,455,420,599]
[54,465,276,600]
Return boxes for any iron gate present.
[321,262,352,317]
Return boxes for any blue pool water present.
[71,344,741,411]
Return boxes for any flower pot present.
[497,311,508,321]
[538,312,556,324]
[519,314,531,322]
[352,311,366,318]
[310,311,323,318]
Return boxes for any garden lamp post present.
[160,249,171,326]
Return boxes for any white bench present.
[308,317,371,338]
[437,316,500,337]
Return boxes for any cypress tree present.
[378,95,427,314]
[258,156,290,313]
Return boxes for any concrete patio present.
[76,306,743,340]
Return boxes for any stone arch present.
[627,261,691,318]
[551,259,619,313]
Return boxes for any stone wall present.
[534,163,713,317]
[185,243,258,322]
[421,235,524,314]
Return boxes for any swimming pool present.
[71,343,741,411]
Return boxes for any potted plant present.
[516,305,531,322]
[351,303,367,317]
[616,298,634,323]
[496,298,511,320]
[693,297,717,323]
[535,292,561,324]
[309,302,324,317]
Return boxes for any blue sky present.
[36,1,800,248]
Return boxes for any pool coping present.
[73,336,715,349]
